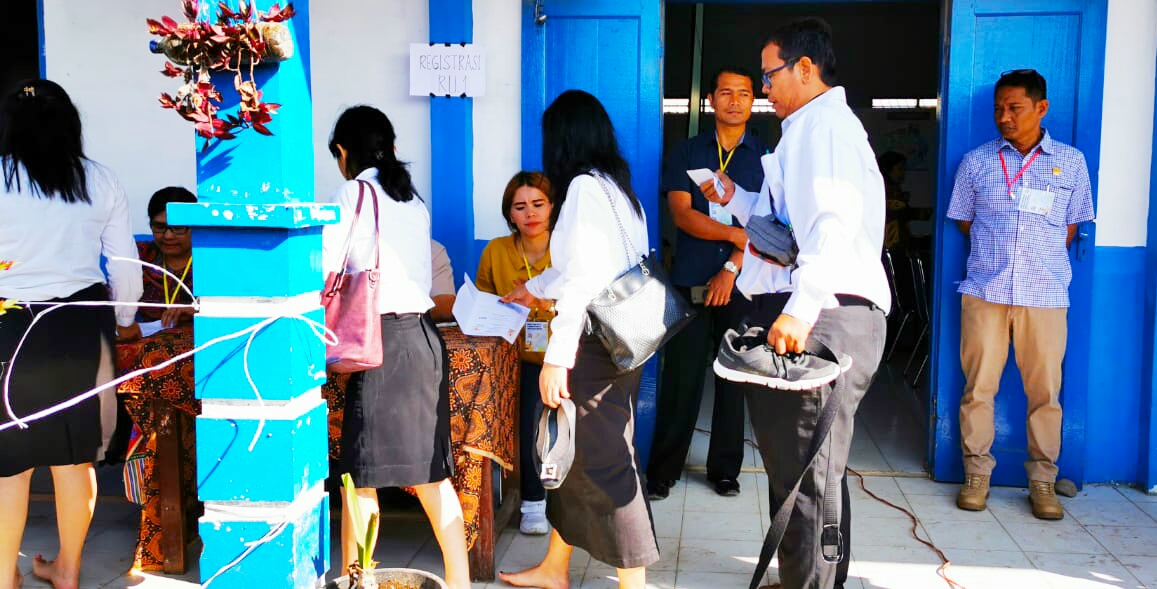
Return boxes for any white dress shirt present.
[321,168,434,315]
[525,173,648,369]
[0,159,142,327]
[725,86,891,324]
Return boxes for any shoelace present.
[963,474,986,489]
[1030,480,1055,496]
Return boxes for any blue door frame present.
[522,0,664,465]
[523,0,1111,482]
[932,0,1106,486]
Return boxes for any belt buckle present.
[821,524,843,562]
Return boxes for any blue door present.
[522,0,663,463]
[932,0,1107,486]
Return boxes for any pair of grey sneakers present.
[713,325,852,390]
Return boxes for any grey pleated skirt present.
[546,334,659,569]
[340,313,453,488]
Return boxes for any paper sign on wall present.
[410,43,486,97]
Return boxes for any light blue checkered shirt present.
[946,130,1095,308]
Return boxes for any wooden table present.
[117,323,521,581]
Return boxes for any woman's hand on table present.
[116,322,142,342]
[160,307,194,329]
[540,363,570,409]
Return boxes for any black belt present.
[835,294,879,311]
[382,312,422,320]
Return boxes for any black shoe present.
[714,326,852,390]
[647,478,676,501]
[712,478,741,497]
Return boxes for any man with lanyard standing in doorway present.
[704,18,890,588]
[647,66,769,500]
[947,69,1094,520]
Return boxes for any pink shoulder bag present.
[322,180,383,372]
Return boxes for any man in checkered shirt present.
[947,69,1095,520]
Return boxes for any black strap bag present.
[586,174,696,372]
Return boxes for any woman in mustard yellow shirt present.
[475,171,556,535]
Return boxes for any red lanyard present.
[999,149,1041,198]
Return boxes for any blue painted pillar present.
[166,2,338,586]
[429,0,474,285]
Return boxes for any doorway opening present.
[661,1,942,476]
[0,0,41,94]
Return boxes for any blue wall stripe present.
[1085,246,1146,483]
[36,0,45,77]
[429,0,474,289]
[1144,56,1157,493]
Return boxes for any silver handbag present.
[586,175,696,372]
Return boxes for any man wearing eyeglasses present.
[947,69,1094,520]
[647,66,769,501]
[703,18,890,589]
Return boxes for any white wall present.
[1096,0,1157,247]
[43,0,197,235]
[472,0,523,241]
[310,0,431,204]
[41,0,436,233]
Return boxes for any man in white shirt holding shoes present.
[703,18,890,589]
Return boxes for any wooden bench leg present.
[469,460,520,582]
[154,400,188,574]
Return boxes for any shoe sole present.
[712,358,850,390]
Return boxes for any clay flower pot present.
[324,567,448,589]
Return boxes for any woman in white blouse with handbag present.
[323,106,470,589]
[499,90,657,589]
[0,80,142,589]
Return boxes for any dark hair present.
[0,79,90,203]
[501,171,553,233]
[541,90,641,217]
[996,69,1047,102]
[877,151,907,176]
[762,18,838,87]
[708,66,757,95]
[147,186,198,219]
[328,105,417,203]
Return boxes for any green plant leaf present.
[341,473,367,551]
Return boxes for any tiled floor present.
[14,367,1157,588]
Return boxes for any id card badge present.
[708,201,733,225]
[1017,187,1055,216]
[525,321,549,354]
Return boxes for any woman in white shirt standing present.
[499,90,657,589]
[323,106,470,589]
[0,79,142,589]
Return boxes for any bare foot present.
[31,555,78,589]
[498,564,569,589]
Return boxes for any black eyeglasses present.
[762,59,798,88]
[149,222,190,236]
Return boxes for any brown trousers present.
[959,295,1067,482]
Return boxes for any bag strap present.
[748,374,847,589]
[592,174,642,266]
[336,180,382,278]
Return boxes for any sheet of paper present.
[139,321,165,338]
[687,168,725,197]
[452,274,531,344]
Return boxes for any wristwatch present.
[723,260,739,275]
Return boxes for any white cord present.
[200,518,293,588]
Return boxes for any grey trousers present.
[744,294,887,589]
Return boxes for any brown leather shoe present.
[1029,480,1065,520]
[956,473,990,511]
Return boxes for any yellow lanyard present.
[516,239,537,282]
[717,134,742,173]
[162,257,192,306]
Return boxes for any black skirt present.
[546,335,659,569]
[340,313,453,488]
[0,284,114,477]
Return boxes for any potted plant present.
[325,474,447,589]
